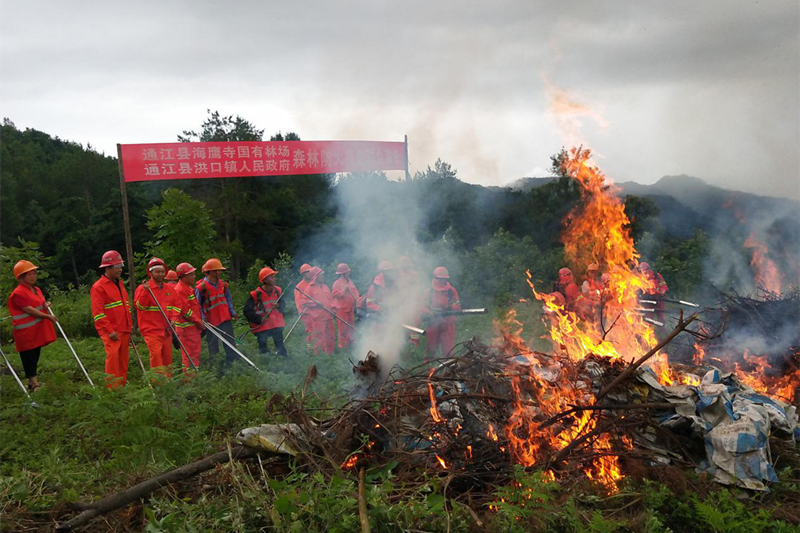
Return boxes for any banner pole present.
[116,144,137,329]
[404,134,410,182]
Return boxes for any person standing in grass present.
[173,262,205,370]
[7,260,57,392]
[134,257,178,377]
[90,250,133,389]
[244,267,288,356]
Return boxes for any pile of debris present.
[239,312,799,500]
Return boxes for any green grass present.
[1,301,796,531]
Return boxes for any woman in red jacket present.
[7,261,57,391]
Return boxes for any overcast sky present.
[1,1,798,198]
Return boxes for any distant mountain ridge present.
[508,174,799,239]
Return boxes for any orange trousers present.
[426,322,455,358]
[301,315,315,349]
[336,310,356,349]
[176,327,202,370]
[312,319,335,355]
[101,332,130,389]
[143,332,173,377]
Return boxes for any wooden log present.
[358,467,371,533]
[56,445,262,531]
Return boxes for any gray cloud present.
[1,0,797,198]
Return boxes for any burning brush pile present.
[239,148,799,499]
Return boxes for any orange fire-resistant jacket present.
[7,284,57,352]
[90,275,133,337]
[174,280,203,330]
[134,279,178,336]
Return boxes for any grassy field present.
[1,300,797,532]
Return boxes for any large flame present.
[744,232,783,293]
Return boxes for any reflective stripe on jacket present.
[196,278,232,326]
[90,275,132,336]
[7,284,57,352]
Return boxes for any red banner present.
[118,140,406,183]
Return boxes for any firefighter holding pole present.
[196,258,238,364]
[7,261,58,392]
[90,251,133,388]
[134,257,179,377]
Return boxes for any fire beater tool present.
[47,305,95,387]
[294,287,356,330]
[640,298,699,308]
[144,284,199,372]
[283,310,307,342]
[203,321,262,372]
[129,336,155,390]
[432,308,487,316]
[0,346,39,408]
[402,324,427,337]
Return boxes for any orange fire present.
[427,368,444,424]
[744,232,782,293]
[435,454,448,469]
[734,350,799,403]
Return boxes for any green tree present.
[143,188,217,276]
[624,195,661,243]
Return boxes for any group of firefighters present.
[549,262,669,324]
[5,252,463,391]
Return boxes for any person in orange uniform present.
[134,257,177,377]
[360,260,396,315]
[581,263,604,301]
[294,263,315,349]
[173,262,204,370]
[556,267,587,316]
[165,270,178,285]
[423,267,461,359]
[305,267,335,355]
[639,262,668,326]
[90,250,133,388]
[7,261,57,392]
[331,263,359,349]
[397,256,423,346]
[196,258,238,363]
[245,267,288,356]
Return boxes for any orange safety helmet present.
[202,258,226,272]
[165,269,178,281]
[176,262,196,277]
[259,267,278,283]
[99,250,124,268]
[13,260,38,279]
[335,263,351,275]
[638,262,651,272]
[398,256,414,269]
[558,267,573,278]
[378,260,394,272]
[587,263,599,272]
[299,263,313,274]
[309,266,323,281]
[433,266,450,279]
[148,257,166,272]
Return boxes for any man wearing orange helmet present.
[294,263,315,349]
[173,263,204,370]
[305,267,335,355]
[196,258,238,363]
[360,260,396,315]
[134,257,178,377]
[423,267,461,358]
[638,262,668,326]
[397,256,424,346]
[331,263,359,349]
[581,263,604,301]
[244,267,288,356]
[165,270,179,285]
[556,267,585,313]
[90,250,133,388]
[7,260,57,391]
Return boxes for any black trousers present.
[255,327,288,356]
[206,320,237,363]
[19,347,41,378]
